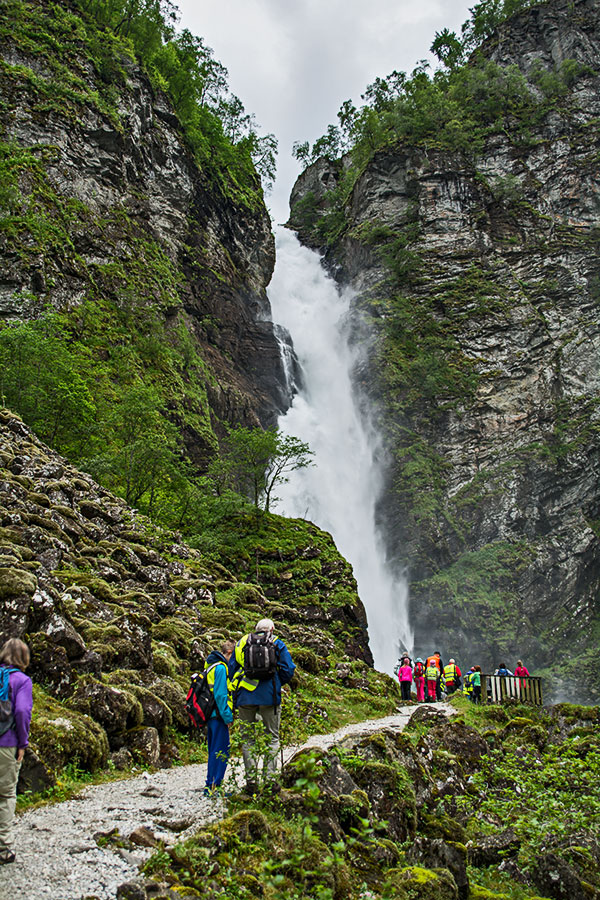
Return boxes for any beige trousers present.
[237,705,281,784]
[0,747,20,851]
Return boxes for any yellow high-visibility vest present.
[443,664,458,682]
[204,660,233,714]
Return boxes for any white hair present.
[256,618,274,633]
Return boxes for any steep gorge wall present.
[0,0,289,458]
[289,0,600,700]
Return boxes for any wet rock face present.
[467,828,520,867]
[0,0,288,431]
[531,852,588,900]
[289,0,600,700]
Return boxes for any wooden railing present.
[481,674,543,706]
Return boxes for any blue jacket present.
[229,637,296,708]
[205,651,233,724]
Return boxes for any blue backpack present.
[0,666,18,736]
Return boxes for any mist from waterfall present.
[268,227,412,675]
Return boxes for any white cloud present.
[176,0,474,220]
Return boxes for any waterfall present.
[268,227,413,675]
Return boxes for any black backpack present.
[244,632,278,680]
[185,669,216,729]
[0,666,18,737]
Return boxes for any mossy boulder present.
[151,641,185,678]
[18,746,55,795]
[290,645,321,674]
[40,612,86,659]
[83,614,153,670]
[0,566,37,599]
[382,865,458,899]
[109,673,173,735]
[344,757,417,841]
[0,566,37,639]
[407,837,468,899]
[151,617,196,658]
[27,635,75,698]
[467,828,520,867]
[147,678,188,729]
[531,851,588,900]
[218,810,271,846]
[29,686,109,775]
[427,721,489,768]
[126,726,160,766]
[420,813,467,844]
[68,677,143,748]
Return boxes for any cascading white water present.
[268,227,413,675]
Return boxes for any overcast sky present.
[176,0,475,223]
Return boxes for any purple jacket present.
[0,667,33,749]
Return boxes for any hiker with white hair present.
[229,618,296,794]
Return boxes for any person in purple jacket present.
[0,638,33,865]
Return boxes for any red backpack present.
[414,661,424,677]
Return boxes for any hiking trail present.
[0,703,450,900]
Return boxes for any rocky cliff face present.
[0,407,384,790]
[289,0,600,700]
[0,0,289,445]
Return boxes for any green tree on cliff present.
[209,426,313,514]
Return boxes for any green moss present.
[151,618,196,658]
[553,703,599,723]
[420,813,467,844]
[151,641,185,678]
[29,684,109,774]
[382,865,458,899]
[0,566,37,598]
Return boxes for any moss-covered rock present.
[126,726,160,767]
[382,865,459,899]
[0,566,37,599]
[68,677,143,748]
[344,756,417,842]
[28,685,109,775]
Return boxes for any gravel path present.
[0,703,449,900]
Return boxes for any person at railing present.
[471,665,482,704]
[426,651,444,700]
[493,663,513,676]
[463,667,475,700]
[514,660,529,690]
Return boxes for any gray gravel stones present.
[0,704,449,900]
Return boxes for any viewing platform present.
[481,674,543,706]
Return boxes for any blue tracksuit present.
[205,651,233,790]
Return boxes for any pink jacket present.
[398,665,413,683]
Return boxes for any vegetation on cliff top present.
[0,0,276,199]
